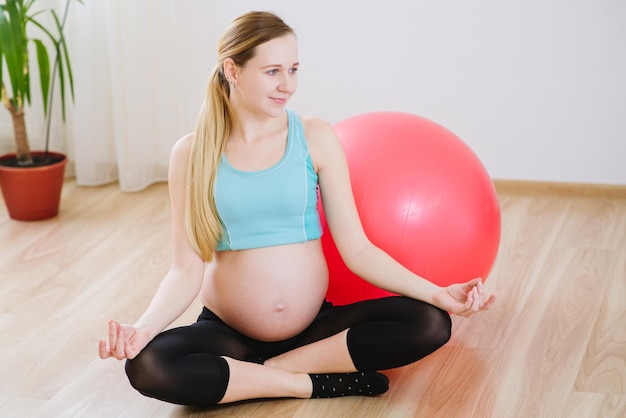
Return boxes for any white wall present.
[209,0,626,185]
[2,0,624,185]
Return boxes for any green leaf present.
[52,10,74,102]
[0,0,27,105]
[33,38,50,117]
[26,14,61,113]
[56,44,67,120]
[26,15,56,43]
[0,15,4,94]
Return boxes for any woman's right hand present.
[98,320,151,360]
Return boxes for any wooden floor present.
[0,179,625,417]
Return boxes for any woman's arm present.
[306,117,494,314]
[132,134,206,337]
[99,134,206,360]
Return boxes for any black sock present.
[309,371,389,398]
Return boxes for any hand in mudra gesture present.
[98,320,150,360]
[432,278,495,317]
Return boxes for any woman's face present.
[231,34,299,118]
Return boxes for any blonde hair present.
[185,11,295,261]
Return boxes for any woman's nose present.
[278,73,296,92]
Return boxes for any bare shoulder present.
[168,132,194,181]
[302,116,339,156]
[170,133,194,166]
[171,132,194,157]
[301,115,336,141]
[301,116,342,170]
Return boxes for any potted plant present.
[0,0,79,220]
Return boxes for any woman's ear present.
[223,58,238,84]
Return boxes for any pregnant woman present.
[98,10,495,406]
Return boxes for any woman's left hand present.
[432,278,496,317]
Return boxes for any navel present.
[272,303,287,313]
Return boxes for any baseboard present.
[492,179,626,198]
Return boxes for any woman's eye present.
[267,69,279,75]
[289,67,298,74]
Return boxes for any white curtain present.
[67,1,219,191]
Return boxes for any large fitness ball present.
[320,112,501,305]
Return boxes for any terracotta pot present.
[0,151,68,221]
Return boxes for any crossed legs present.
[125,297,451,406]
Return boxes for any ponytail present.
[185,65,234,261]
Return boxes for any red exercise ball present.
[320,112,501,305]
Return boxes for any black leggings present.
[125,296,451,406]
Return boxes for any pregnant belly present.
[202,241,329,341]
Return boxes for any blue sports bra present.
[215,110,322,251]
